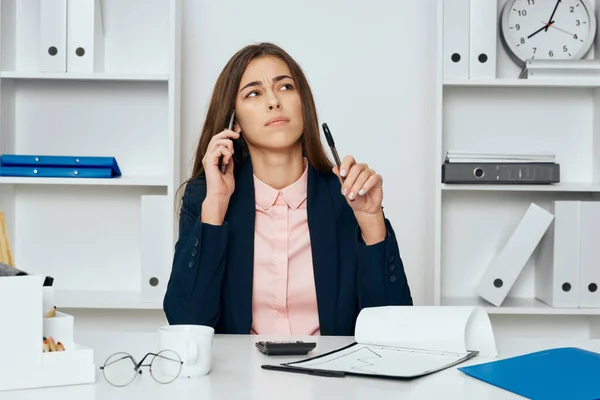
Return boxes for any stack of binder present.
[535,200,600,309]
[475,200,600,309]
[0,154,121,179]
[442,0,497,79]
[442,151,560,184]
[39,0,104,73]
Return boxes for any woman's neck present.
[249,144,305,190]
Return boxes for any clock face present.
[501,0,596,63]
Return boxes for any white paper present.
[354,306,497,357]
[445,150,556,164]
[289,343,471,378]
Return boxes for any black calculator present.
[255,341,317,356]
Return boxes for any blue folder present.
[458,347,600,400]
[0,154,121,178]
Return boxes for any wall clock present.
[500,0,597,65]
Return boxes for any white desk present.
[5,332,600,400]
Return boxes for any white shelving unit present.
[443,78,600,88]
[434,0,600,323]
[0,0,181,310]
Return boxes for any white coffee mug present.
[158,324,214,378]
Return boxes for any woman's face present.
[234,55,303,153]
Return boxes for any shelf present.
[442,297,600,315]
[443,78,600,88]
[0,71,169,82]
[0,176,168,187]
[0,0,181,315]
[441,183,600,193]
[54,290,163,310]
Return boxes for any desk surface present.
[5,332,600,400]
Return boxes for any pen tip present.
[322,123,335,147]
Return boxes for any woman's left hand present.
[333,155,383,216]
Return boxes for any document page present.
[287,343,476,378]
[354,306,497,357]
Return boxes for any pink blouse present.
[250,160,320,335]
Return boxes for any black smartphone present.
[220,110,236,174]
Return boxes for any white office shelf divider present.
[0,0,182,310]
[441,183,600,193]
[0,71,169,81]
[434,0,600,317]
[443,78,600,88]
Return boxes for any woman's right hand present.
[200,129,240,225]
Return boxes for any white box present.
[44,311,74,351]
[469,0,497,79]
[42,343,94,369]
[442,0,470,79]
[0,344,95,391]
[476,203,554,306]
[39,0,67,72]
[0,275,95,391]
[0,275,44,371]
[67,0,105,72]
[579,201,600,308]
[535,201,581,308]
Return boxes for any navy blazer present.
[163,157,412,335]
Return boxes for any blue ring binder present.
[0,154,122,178]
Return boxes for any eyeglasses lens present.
[150,350,182,384]
[102,352,138,387]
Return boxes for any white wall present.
[68,0,438,335]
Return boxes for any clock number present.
[570,6,575,12]
[518,10,527,16]
[527,0,535,4]
[563,45,568,52]
[520,37,525,44]
[515,24,520,30]
[549,50,554,57]
[576,20,581,26]
[532,47,537,54]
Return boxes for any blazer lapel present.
[223,159,255,332]
[307,166,339,335]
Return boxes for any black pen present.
[322,123,343,175]
[261,364,346,378]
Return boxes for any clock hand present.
[545,0,561,32]
[542,21,576,37]
[528,24,550,39]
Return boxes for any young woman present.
[163,42,412,336]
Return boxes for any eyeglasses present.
[100,350,183,387]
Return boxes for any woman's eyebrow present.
[239,75,293,92]
[272,74,292,83]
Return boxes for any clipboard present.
[262,342,479,380]
[261,306,497,381]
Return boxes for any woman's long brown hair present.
[184,42,334,192]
